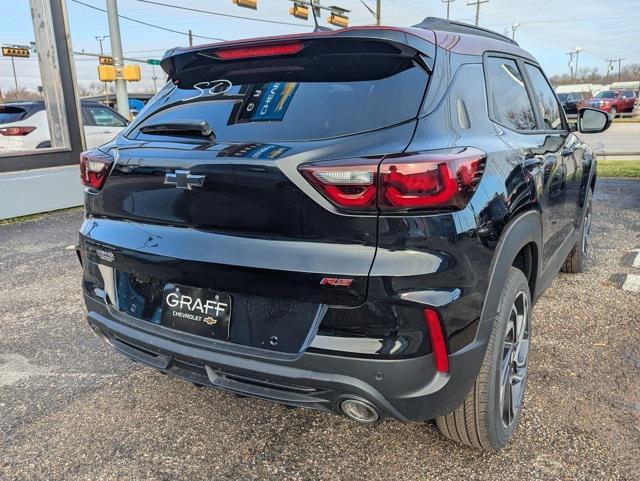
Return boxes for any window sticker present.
[231,82,299,124]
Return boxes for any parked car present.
[586,90,636,116]
[0,100,127,154]
[82,93,155,118]
[77,18,610,450]
[557,91,590,116]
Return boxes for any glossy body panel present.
[79,25,599,422]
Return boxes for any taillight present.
[424,308,449,373]
[0,126,36,136]
[299,147,485,213]
[300,158,379,210]
[80,149,114,190]
[215,42,304,60]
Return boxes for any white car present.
[0,100,127,154]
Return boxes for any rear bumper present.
[85,293,489,422]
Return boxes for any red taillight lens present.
[80,149,114,190]
[299,159,380,211]
[0,126,36,136]
[424,308,449,373]
[298,148,485,212]
[379,149,484,211]
[215,42,304,60]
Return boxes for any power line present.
[486,15,640,28]
[135,0,313,29]
[70,0,225,41]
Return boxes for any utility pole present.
[574,46,582,82]
[442,0,455,20]
[188,29,193,47]
[151,64,158,92]
[566,51,577,83]
[466,0,488,26]
[606,58,624,82]
[106,0,129,118]
[95,35,110,102]
[376,0,380,25]
[10,56,19,93]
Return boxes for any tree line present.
[550,63,640,86]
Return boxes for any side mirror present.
[577,108,611,134]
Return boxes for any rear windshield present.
[131,40,429,142]
[0,106,28,124]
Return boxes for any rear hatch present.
[82,35,431,352]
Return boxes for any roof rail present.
[413,17,519,47]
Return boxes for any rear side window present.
[485,57,536,131]
[84,106,127,127]
[132,40,429,142]
[0,106,28,124]
[525,64,563,130]
[622,90,635,98]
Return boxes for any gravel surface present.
[0,179,638,481]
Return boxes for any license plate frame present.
[160,283,232,340]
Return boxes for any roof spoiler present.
[413,17,519,47]
[159,27,436,79]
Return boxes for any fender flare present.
[476,210,543,342]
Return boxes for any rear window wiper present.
[139,120,215,140]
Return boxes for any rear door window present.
[131,40,430,142]
[524,64,564,130]
[85,106,127,127]
[485,57,536,131]
[0,106,28,124]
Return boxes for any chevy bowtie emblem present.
[164,169,205,190]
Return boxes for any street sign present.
[99,56,113,65]
[2,46,30,58]
[147,59,161,65]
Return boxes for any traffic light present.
[289,2,309,20]
[2,46,30,58]
[233,0,257,9]
[122,65,141,81]
[327,12,348,27]
[98,64,141,82]
[98,65,117,81]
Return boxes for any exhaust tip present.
[340,398,380,424]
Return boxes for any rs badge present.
[320,277,354,287]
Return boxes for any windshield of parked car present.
[595,91,617,99]
[131,40,430,142]
[557,94,569,101]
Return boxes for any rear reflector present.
[0,126,36,136]
[215,42,304,60]
[299,147,485,213]
[80,149,114,190]
[424,308,449,373]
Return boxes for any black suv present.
[78,18,610,450]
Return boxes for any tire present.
[436,267,531,450]
[610,106,617,118]
[562,187,593,274]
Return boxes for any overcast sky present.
[1,0,639,93]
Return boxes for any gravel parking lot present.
[1,179,638,481]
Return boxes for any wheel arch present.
[479,209,543,330]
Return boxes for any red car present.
[586,90,636,116]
